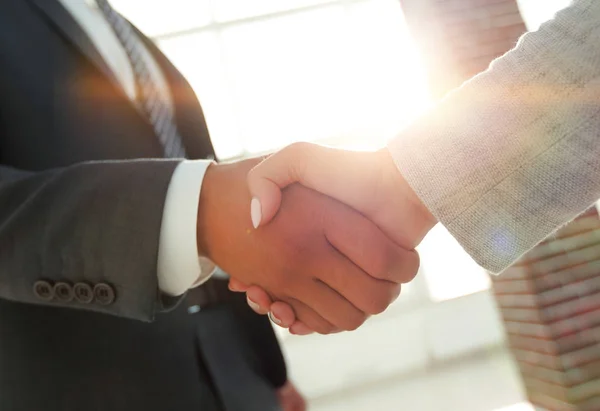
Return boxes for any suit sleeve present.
[388,0,600,273]
[0,159,182,321]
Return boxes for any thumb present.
[247,143,311,227]
[247,142,381,228]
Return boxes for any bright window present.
[418,225,491,302]
[113,0,431,159]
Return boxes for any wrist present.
[377,148,437,247]
[196,158,262,260]
[196,164,217,259]
[399,169,438,236]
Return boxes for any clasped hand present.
[198,143,436,335]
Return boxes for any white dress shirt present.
[59,0,215,296]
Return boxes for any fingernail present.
[228,281,242,292]
[247,297,260,312]
[251,197,262,229]
[269,312,282,326]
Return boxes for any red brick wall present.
[492,208,600,410]
[399,0,527,97]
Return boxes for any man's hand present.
[228,144,438,333]
[197,158,419,334]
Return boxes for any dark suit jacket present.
[0,0,285,410]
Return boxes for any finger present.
[246,296,265,315]
[306,203,406,316]
[319,249,402,317]
[325,207,421,284]
[285,297,337,335]
[244,288,299,329]
[228,278,250,292]
[247,142,378,228]
[246,286,273,314]
[294,279,368,332]
[269,301,297,328]
[289,322,314,336]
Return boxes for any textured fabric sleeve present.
[388,0,600,273]
[0,159,180,321]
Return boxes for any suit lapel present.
[26,0,120,88]
[26,0,215,161]
[26,0,155,140]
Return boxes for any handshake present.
[197,142,438,335]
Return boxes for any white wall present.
[281,288,507,400]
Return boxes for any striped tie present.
[95,0,186,158]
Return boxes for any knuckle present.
[388,283,402,305]
[344,312,369,331]
[364,293,389,315]
[305,312,335,335]
[403,251,421,283]
[372,300,389,315]
[378,247,421,284]
[285,142,311,180]
[286,298,334,335]
[287,141,311,154]
[364,282,401,315]
[371,245,397,282]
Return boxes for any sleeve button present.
[54,282,74,303]
[93,283,116,306]
[33,280,55,302]
[74,283,94,304]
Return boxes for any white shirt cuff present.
[157,160,216,296]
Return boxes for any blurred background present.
[113,1,574,410]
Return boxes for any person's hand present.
[228,277,313,334]
[228,144,438,332]
[276,381,306,411]
[197,158,419,334]
[248,143,437,248]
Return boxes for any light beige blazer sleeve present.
[388,0,600,273]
